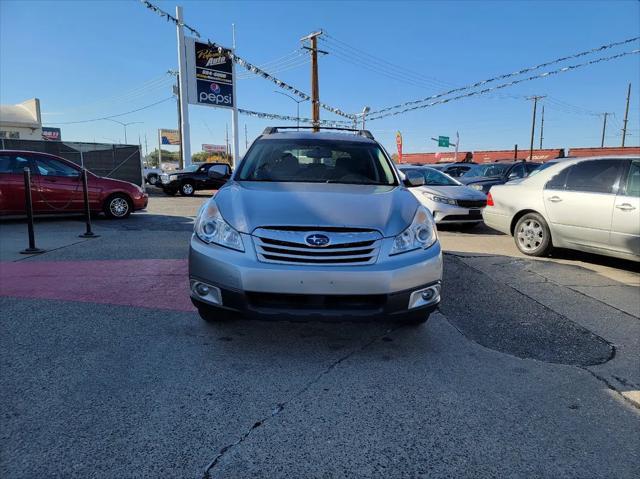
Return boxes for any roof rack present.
[261,126,375,140]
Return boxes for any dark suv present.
[160,162,231,196]
[458,161,541,194]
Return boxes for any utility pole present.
[301,31,326,131]
[600,112,612,148]
[144,133,148,158]
[539,106,545,150]
[175,6,191,168]
[526,96,545,161]
[621,83,631,147]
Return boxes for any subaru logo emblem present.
[305,233,330,247]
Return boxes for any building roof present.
[0,99,42,129]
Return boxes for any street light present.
[103,119,143,144]
[274,91,308,129]
[354,106,371,130]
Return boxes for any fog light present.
[190,280,222,305]
[408,284,441,309]
[195,283,210,296]
[422,289,436,301]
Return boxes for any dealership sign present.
[202,144,227,153]
[185,37,234,109]
[42,127,61,141]
[160,129,181,145]
[396,131,403,162]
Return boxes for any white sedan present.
[483,156,639,262]
[398,165,488,225]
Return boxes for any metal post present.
[157,129,162,169]
[514,144,518,160]
[621,83,631,147]
[601,113,609,148]
[176,6,192,167]
[539,106,545,150]
[230,46,240,168]
[20,167,45,254]
[79,168,99,238]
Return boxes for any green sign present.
[438,136,450,147]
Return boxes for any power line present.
[321,33,453,89]
[366,49,640,121]
[368,36,640,116]
[44,97,175,125]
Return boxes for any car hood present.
[418,184,487,200]
[458,175,501,185]
[214,181,419,237]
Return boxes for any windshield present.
[183,164,200,172]
[528,161,557,177]
[236,139,397,185]
[465,163,511,178]
[401,167,460,186]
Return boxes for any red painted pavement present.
[0,259,195,312]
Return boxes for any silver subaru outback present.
[189,127,443,323]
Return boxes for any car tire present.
[147,174,159,186]
[180,182,195,196]
[103,193,132,219]
[514,212,552,257]
[198,307,237,322]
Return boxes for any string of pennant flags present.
[368,35,640,116]
[237,108,352,127]
[139,0,356,120]
[140,0,201,38]
[366,48,640,121]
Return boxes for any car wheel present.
[180,182,195,196]
[198,307,237,322]
[514,212,552,256]
[147,174,159,185]
[103,193,132,219]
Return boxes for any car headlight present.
[194,199,244,252]
[470,184,485,191]
[169,174,178,181]
[390,206,438,256]
[425,193,456,205]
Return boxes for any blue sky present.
[1,0,639,157]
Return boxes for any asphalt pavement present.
[1,187,639,478]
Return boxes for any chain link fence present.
[0,139,144,186]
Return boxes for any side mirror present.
[403,170,425,187]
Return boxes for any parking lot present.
[1,188,638,478]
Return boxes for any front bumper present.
[189,234,443,319]
[132,192,148,210]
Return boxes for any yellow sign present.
[160,129,181,146]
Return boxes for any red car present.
[0,150,148,219]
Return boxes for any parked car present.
[0,150,148,218]
[160,162,231,196]
[429,162,476,178]
[459,161,542,194]
[397,165,487,225]
[143,165,163,185]
[189,127,443,324]
[483,156,639,262]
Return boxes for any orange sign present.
[396,131,403,163]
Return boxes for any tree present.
[146,148,179,167]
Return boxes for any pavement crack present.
[581,367,640,410]
[201,325,403,478]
